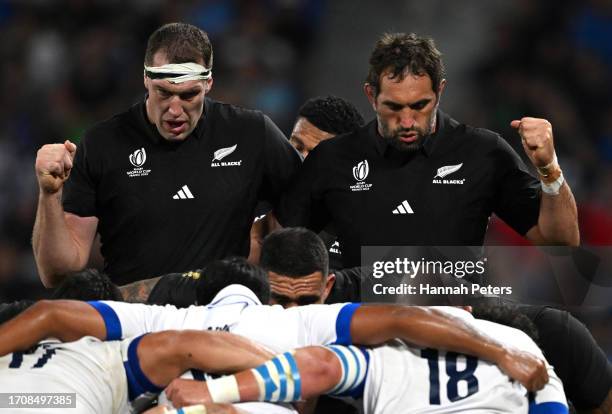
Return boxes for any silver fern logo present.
[211,144,242,168]
[352,160,369,181]
[129,148,147,167]
[432,163,466,185]
[212,144,237,162]
[434,163,463,178]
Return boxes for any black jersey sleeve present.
[258,115,302,207]
[325,266,363,303]
[491,137,541,236]
[275,142,331,232]
[147,272,200,307]
[520,306,612,409]
[62,133,99,217]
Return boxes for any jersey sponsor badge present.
[127,148,152,177]
[350,160,373,192]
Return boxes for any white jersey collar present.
[207,284,263,307]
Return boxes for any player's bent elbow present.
[297,347,343,394]
[23,300,56,340]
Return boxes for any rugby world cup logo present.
[129,148,147,168]
[353,160,369,182]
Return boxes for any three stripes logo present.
[173,185,195,200]
[392,200,414,215]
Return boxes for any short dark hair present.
[298,96,364,135]
[261,228,329,278]
[196,257,270,305]
[366,33,445,96]
[144,22,213,68]
[52,269,123,301]
[472,304,540,344]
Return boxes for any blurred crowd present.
[0,0,610,353]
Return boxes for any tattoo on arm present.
[119,276,162,303]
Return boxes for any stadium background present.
[0,0,609,359]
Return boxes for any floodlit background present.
[0,0,610,357]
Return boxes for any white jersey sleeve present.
[88,300,180,339]
[528,366,568,414]
[289,302,361,346]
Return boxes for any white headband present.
[144,62,212,84]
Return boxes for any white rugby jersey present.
[89,284,359,352]
[363,307,568,414]
[0,333,300,414]
[0,336,129,414]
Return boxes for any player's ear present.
[204,77,213,94]
[364,83,377,110]
[322,273,336,302]
[436,79,447,101]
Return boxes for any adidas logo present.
[392,200,414,214]
[173,185,195,199]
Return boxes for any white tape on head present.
[144,62,212,83]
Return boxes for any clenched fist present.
[510,117,556,169]
[35,140,77,194]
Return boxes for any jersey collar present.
[367,109,452,158]
[207,284,263,307]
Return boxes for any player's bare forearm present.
[230,347,339,401]
[0,300,105,356]
[119,276,162,302]
[138,330,274,388]
[349,306,499,355]
[165,346,337,408]
[350,305,548,391]
[32,194,97,287]
[535,183,580,246]
[33,192,76,286]
[248,213,283,264]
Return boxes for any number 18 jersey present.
[363,308,568,414]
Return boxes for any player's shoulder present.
[305,124,365,162]
[454,118,503,148]
[207,98,266,125]
[79,101,145,147]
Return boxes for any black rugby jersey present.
[277,111,541,268]
[63,98,301,284]
[517,305,612,410]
